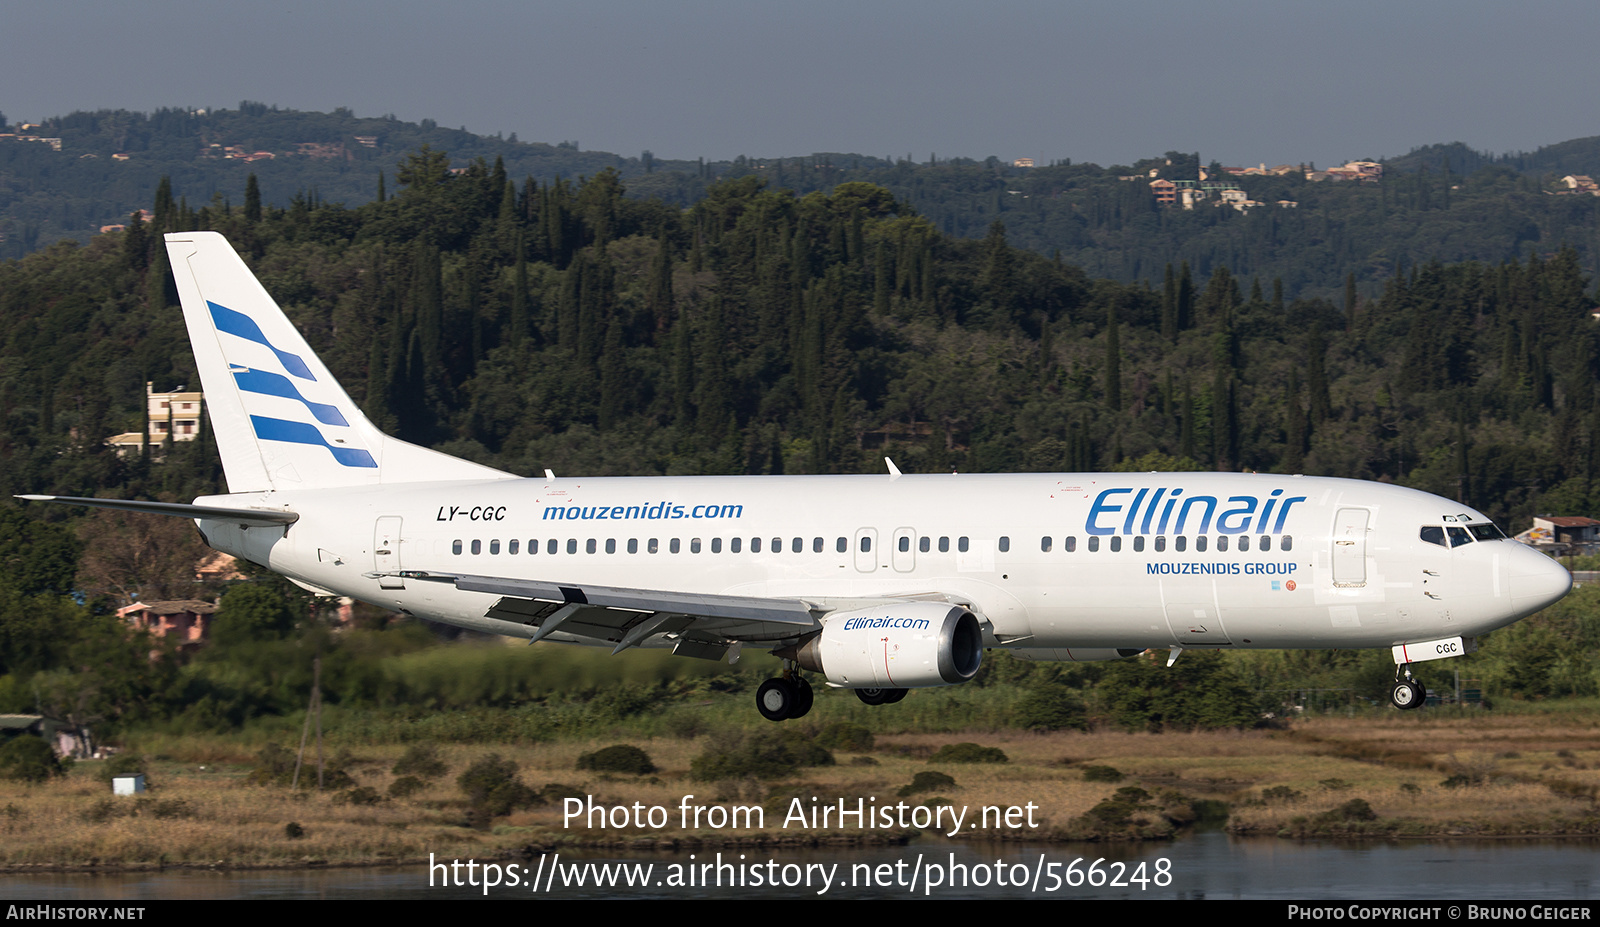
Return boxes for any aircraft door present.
[854,528,878,573]
[1332,508,1369,587]
[892,527,917,572]
[374,516,404,589]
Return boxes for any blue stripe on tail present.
[250,415,376,468]
[233,369,349,426]
[208,301,316,380]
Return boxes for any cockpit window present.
[1468,523,1506,541]
[1420,526,1446,547]
[1446,526,1472,548]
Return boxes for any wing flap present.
[403,571,820,648]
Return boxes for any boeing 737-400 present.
[20,233,1574,720]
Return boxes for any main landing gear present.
[756,666,813,722]
[855,687,907,706]
[1390,664,1427,710]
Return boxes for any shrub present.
[392,743,447,779]
[246,743,354,789]
[285,822,305,839]
[1261,785,1304,803]
[337,786,385,806]
[929,743,1008,764]
[1317,798,1377,823]
[388,776,427,799]
[898,771,956,797]
[457,754,538,827]
[690,733,802,781]
[814,722,875,752]
[1081,765,1124,782]
[97,752,148,788]
[576,744,656,775]
[0,736,61,782]
[1014,682,1089,731]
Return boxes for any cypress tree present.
[1104,299,1122,412]
[244,173,262,223]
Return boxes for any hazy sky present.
[6,0,1597,168]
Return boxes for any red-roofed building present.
[118,600,217,653]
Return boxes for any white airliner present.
[21,233,1573,720]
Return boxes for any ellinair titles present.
[17,232,1573,722]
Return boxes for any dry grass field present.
[4,706,1598,870]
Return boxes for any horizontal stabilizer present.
[16,494,299,526]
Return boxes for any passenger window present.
[898,536,910,552]
[958,537,969,552]
[605,539,616,554]
[1133,536,1145,552]
[711,538,722,553]
[1175,536,1187,552]
[1447,526,1472,548]
[549,539,559,555]
[836,537,847,553]
[730,537,741,553]
[1420,526,1447,547]
[813,537,823,553]
[1041,536,1052,552]
[998,536,1010,552]
[691,538,702,553]
[670,538,681,553]
[1110,536,1122,552]
[471,539,482,555]
[586,539,597,554]
[509,540,519,555]
[859,536,871,552]
[920,537,930,553]
[793,537,803,553]
[1088,536,1100,552]
[566,539,577,554]
[1217,536,1229,552]
[452,540,462,555]
[1196,536,1208,552]
[1281,535,1293,551]
[627,539,638,554]
[1155,536,1166,552]
[649,538,659,554]
[1259,535,1272,551]
[1238,535,1249,552]
[1065,536,1077,552]
[773,537,782,552]
[939,537,950,552]
[490,540,501,555]
[752,537,762,553]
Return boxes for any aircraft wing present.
[395,570,822,657]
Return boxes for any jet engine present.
[790,603,983,688]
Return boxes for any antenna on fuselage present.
[885,458,902,481]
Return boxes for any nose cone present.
[1507,545,1573,617]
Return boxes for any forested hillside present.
[7,105,1600,304]
[2,149,1599,536]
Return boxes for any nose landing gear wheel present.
[757,678,798,721]
[1390,679,1426,710]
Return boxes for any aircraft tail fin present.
[164,232,514,492]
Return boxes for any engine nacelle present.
[791,603,983,688]
[1010,647,1145,662]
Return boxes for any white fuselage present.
[194,471,1571,655]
